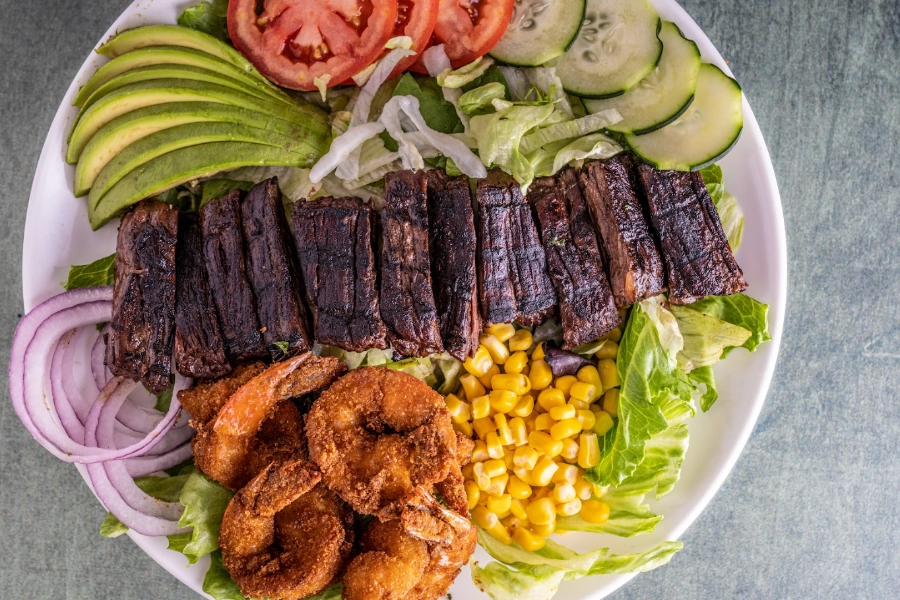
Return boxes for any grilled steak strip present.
[380,170,444,357]
[174,212,231,379]
[241,178,312,359]
[200,189,267,362]
[292,196,387,352]
[578,156,666,306]
[107,200,178,394]
[635,164,747,304]
[426,170,481,360]
[530,170,620,349]
[477,169,557,326]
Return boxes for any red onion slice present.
[90,324,110,391]
[125,442,194,478]
[50,330,85,442]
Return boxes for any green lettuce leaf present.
[458,82,508,114]
[64,253,116,290]
[99,469,193,537]
[178,0,229,42]
[153,384,174,413]
[99,513,129,538]
[462,65,510,96]
[472,562,567,600]
[437,57,494,88]
[227,166,317,201]
[202,551,244,600]
[671,305,752,371]
[519,110,621,155]
[688,365,718,412]
[557,490,661,537]
[585,541,683,576]
[170,472,234,564]
[392,73,463,134]
[470,103,556,189]
[610,423,690,500]
[683,294,771,354]
[199,179,254,208]
[317,345,394,369]
[699,164,744,250]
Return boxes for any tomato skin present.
[411,0,514,72]
[390,0,439,77]
[228,0,398,91]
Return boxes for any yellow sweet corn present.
[495,414,514,445]
[592,410,615,436]
[508,329,533,352]
[534,413,556,432]
[491,374,530,396]
[480,333,510,364]
[530,455,560,486]
[464,345,493,377]
[598,358,619,389]
[578,433,600,468]
[485,431,505,458]
[532,342,546,360]
[525,498,557,525]
[602,388,619,418]
[471,505,498,529]
[528,359,553,390]
[513,446,540,470]
[472,440,490,463]
[537,388,566,411]
[550,418,582,441]
[465,480,481,509]
[460,374,487,400]
[508,474,533,499]
[504,351,529,375]
[485,323,516,342]
[580,499,610,524]
[478,364,501,388]
[512,394,535,417]
[489,389,518,413]
[528,431,563,458]
[555,375,578,396]
[509,416,529,446]
[513,527,545,551]
[471,395,491,420]
[569,381,597,403]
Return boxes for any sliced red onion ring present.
[90,324,110,391]
[125,442,194,478]
[50,330,84,442]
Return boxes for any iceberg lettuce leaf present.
[671,305,751,371]
[684,294,771,354]
[171,472,234,564]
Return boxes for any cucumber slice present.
[583,21,700,134]
[554,0,662,98]
[489,0,587,67]
[625,64,743,171]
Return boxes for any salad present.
[10,0,772,599]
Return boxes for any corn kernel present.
[487,522,512,544]
[595,340,618,360]
[483,458,507,479]
[509,417,529,446]
[569,398,590,411]
[569,381,597,403]
[484,472,509,497]
[503,515,529,531]
[444,394,471,424]
[472,463,491,490]
[510,498,529,520]
[513,446,540,470]
[503,451,515,470]
[531,522,555,537]
[512,394,535,418]
[592,410,615,436]
[537,388,566,411]
[598,358,619,389]
[556,498,582,516]
[560,437,580,462]
[487,493,512,515]
[528,431,563,458]
[548,484,572,505]
[532,486,551,500]
[472,440,490,463]
[494,414,514,445]
[480,333,510,365]
[530,455,560,486]
[485,432,505,458]
[552,463,579,485]
[525,497,557,525]
[471,395,491,419]
[550,418,582,441]
[600,326,621,343]
[485,323,516,342]
[508,475,533,499]
[478,364,501,389]
[460,374,487,400]
[508,329,533,352]
[461,463,475,479]
[534,413,556,432]
[487,389,516,413]
[453,420,474,437]
[528,359,553,390]
[576,365,603,395]
[491,374,530,396]
[601,388,619,418]
[578,433,601,468]
[574,477,593,501]
[549,404,576,421]
[472,505,498,529]
[473,417,495,439]
[465,480,481,509]
[580,499,610,524]
[592,483,608,498]
[555,375,578,396]
[513,466,532,485]
[513,527,545,551]
[464,345,493,377]
[504,351,529,375]
[576,410,596,431]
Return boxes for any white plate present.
[21,1,786,598]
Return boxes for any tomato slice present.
[389,0,439,77]
[411,0,514,72]
[228,0,399,91]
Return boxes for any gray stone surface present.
[1,0,898,598]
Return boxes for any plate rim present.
[20,0,787,598]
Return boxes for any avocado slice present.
[74,102,325,196]
[67,79,328,164]
[74,46,293,107]
[87,122,320,207]
[89,142,314,229]
[97,25,266,84]
[78,64,290,113]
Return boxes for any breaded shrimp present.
[219,459,354,600]
[342,488,477,600]
[193,354,346,489]
[178,362,267,424]
[305,367,459,519]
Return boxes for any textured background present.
[2,0,899,598]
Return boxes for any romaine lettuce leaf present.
[608,423,690,500]
[202,551,244,600]
[64,253,116,290]
[683,294,771,354]
[170,472,234,564]
[688,365,718,412]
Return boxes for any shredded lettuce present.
[437,56,495,88]
[64,253,116,290]
[470,103,555,188]
[458,82,508,115]
[520,110,621,155]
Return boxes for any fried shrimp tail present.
[306,366,460,519]
[191,354,346,489]
[220,460,354,600]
